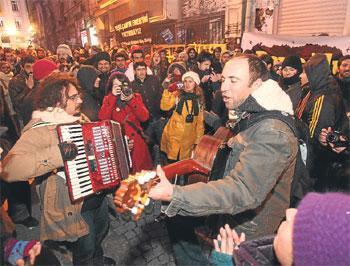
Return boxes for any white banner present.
[242,32,350,56]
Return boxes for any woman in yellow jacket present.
[160,71,205,162]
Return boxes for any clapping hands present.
[213,224,246,255]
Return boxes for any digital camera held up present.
[326,131,349,148]
[121,82,133,97]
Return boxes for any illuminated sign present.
[99,0,118,9]
[114,12,151,45]
[115,13,149,32]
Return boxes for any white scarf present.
[32,107,80,124]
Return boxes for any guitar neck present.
[162,159,210,181]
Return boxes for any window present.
[15,20,21,29]
[11,0,19,11]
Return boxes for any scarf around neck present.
[175,92,199,116]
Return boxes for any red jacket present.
[98,93,153,173]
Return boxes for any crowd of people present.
[0,42,349,266]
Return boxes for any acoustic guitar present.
[114,127,233,220]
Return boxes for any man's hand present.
[28,242,42,265]
[58,141,78,161]
[319,127,332,147]
[330,136,347,154]
[94,77,101,88]
[201,75,210,83]
[319,127,347,153]
[148,165,173,202]
[26,73,34,89]
[213,224,246,256]
[210,72,221,83]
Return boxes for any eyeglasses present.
[67,93,82,101]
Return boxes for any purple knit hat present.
[293,192,350,266]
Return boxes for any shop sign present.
[114,12,151,45]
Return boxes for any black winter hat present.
[93,51,111,66]
[282,55,303,74]
[167,62,187,76]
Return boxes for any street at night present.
[0,0,349,265]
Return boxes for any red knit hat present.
[33,59,58,81]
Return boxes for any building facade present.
[93,0,182,48]
[26,0,98,51]
[26,0,349,51]
[0,0,32,48]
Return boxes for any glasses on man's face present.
[67,93,82,101]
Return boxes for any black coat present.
[234,236,279,266]
[77,65,101,121]
[131,75,163,122]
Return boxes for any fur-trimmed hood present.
[236,79,293,115]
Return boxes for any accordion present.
[57,120,131,201]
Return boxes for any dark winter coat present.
[285,81,302,111]
[95,72,110,105]
[131,75,163,122]
[8,70,31,121]
[211,236,279,266]
[301,54,346,190]
[301,54,344,140]
[77,65,100,121]
[192,65,220,111]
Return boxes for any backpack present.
[236,110,315,207]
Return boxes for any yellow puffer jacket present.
[160,89,204,160]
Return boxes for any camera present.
[326,131,349,148]
[121,82,133,97]
[203,68,214,77]
[176,82,184,90]
[185,114,194,123]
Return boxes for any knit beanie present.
[94,51,111,66]
[293,192,350,266]
[77,65,99,93]
[56,44,72,58]
[168,62,187,76]
[33,59,58,81]
[282,55,303,74]
[4,239,38,265]
[182,71,200,85]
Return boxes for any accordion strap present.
[31,121,56,129]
